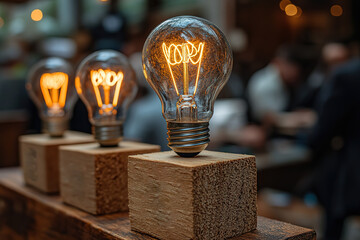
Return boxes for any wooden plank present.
[234,217,316,240]
[0,168,316,240]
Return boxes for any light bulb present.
[142,16,233,157]
[27,57,76,137]
[75,50,138,146]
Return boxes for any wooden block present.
[59,141,161,215]
[128,151,257,240]
[19,131,94,193]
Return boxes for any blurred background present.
[0,0,360,239]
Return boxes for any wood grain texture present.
[128,151,258,240]
[59,141,160,215]
[19,131,94,193]
[0,168,316,240]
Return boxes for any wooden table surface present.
[0,168,316,240]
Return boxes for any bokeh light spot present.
[285,4,298,16]
[294,6,302,17]
[279,0,291,11]
[31,9,43,22]
[330,4,343,17]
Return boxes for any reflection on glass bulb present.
[142,16,233,157]
[75,50,137,146]
[27,58,76,137]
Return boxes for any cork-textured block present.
[59,141,160,215]
[19,131,94,193]
[128,151,257,240]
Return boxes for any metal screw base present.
[93,124,123,147]
[43,118,68,137]
[167,121,209,158]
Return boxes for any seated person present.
[308,58,360,240]
[247,45,316,132]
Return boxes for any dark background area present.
[0,0,360,239]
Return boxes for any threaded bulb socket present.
[93,124,123,147]
[167,121,209,158]
[43,118,68,137]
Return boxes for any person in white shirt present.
[247,46,305,123]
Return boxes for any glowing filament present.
[40,72,68,108]
[90,69,124,110]
[162,41,204,95]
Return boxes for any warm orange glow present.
[90,69,124,110]
[75,77,82,94]
[279,0,291,11]
[294,6,302,17]
[331,5,343,17]
[285,4,297,16]
[40,72,68,108]
[162,41,204,95]
[31,9,43,22]
[0,17,4,28]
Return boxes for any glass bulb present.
[142,16,233,157]
[75,50,138,146]
[27,57,76,137]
